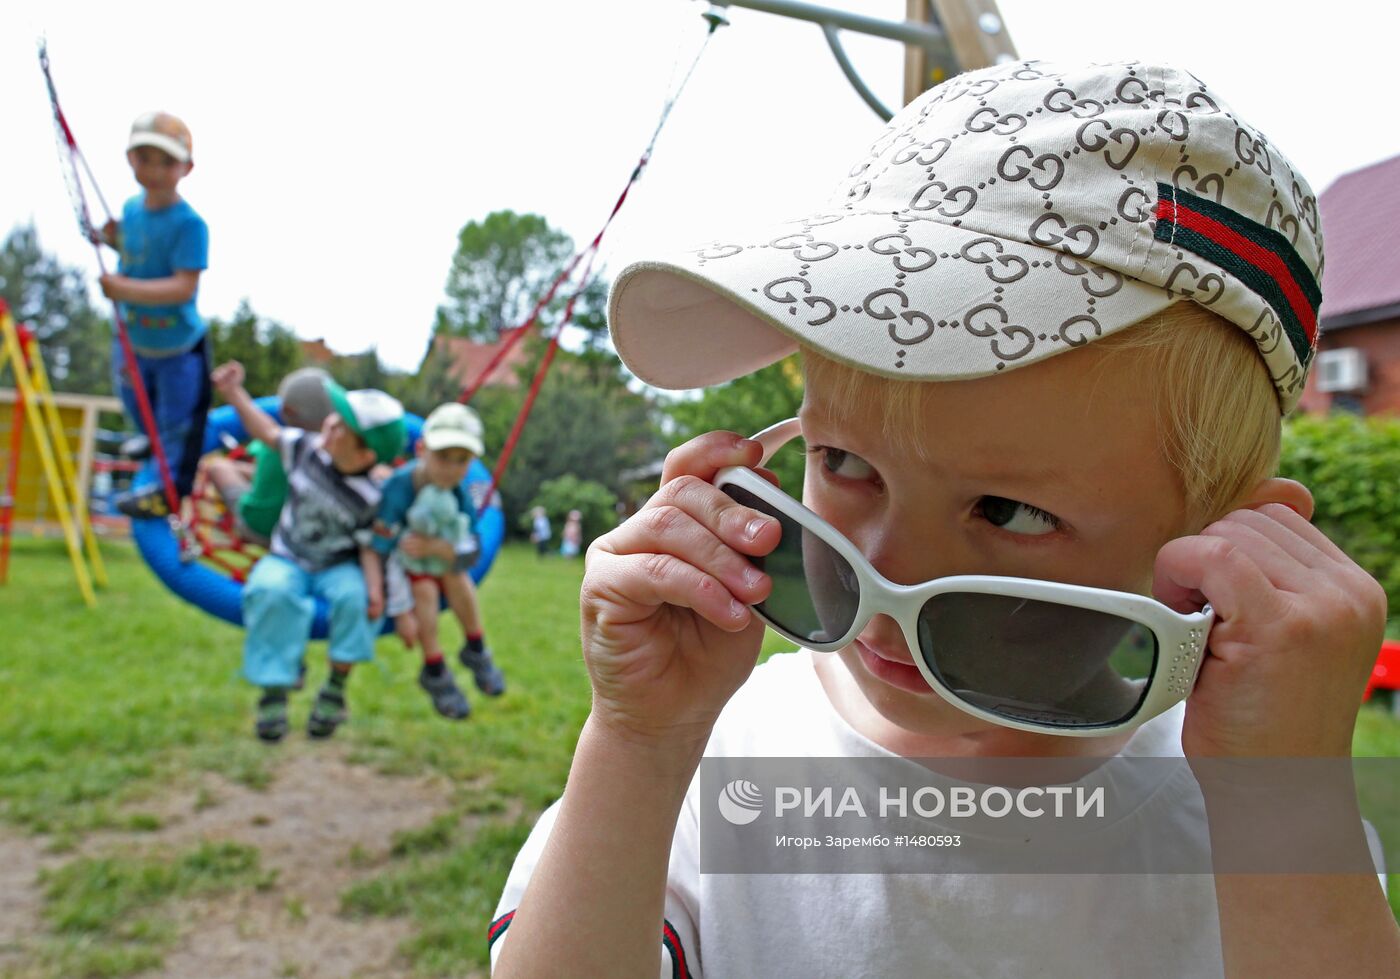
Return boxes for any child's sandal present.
[255,693,288,743]
[306,686,347,739]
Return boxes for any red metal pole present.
[0,322,32,584]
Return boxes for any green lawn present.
[1,537,590,977]
[0,536,1397,976]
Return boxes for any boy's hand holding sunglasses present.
[580,432,780,754]
[1154,500,1387,760]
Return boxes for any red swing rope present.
[38,42,183,522]
[486,245,602,501]
[469,19,719,506]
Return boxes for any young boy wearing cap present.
[372,402,503,720]
[490,61,1399,977]
[211,359,406,742]
[96,111,211,519]
[205,366,336,547]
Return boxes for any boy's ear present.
[1240,477,1315,521]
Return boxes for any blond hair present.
[800,303,1280,525]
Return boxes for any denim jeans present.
[242,554,378,688]
[112,335,212,497]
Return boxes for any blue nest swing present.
[130,397,505,637]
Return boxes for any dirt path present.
[0,745,488,979]
[0,826,51,976]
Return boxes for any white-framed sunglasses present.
[714,419,1214,737]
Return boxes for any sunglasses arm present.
[750,417,803,467]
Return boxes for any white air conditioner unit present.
[1315,348,1367,394]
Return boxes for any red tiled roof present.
[1318,154,1400,325]
[431,334,529,390]
[300,338,336,364]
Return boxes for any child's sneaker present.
[306,685,347,739]
[255,692,288,743]
[418,665,471,720]
[115,486,172,519]
[458,644,506,697]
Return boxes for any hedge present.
[1279,412,1400,636]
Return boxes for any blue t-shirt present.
[117,193,209,354]
[372,461,479,571]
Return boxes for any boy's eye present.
[978,496,1061,536]
[809,445,877,482]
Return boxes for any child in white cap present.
[372,402,503,719]
[490,61,1397,977]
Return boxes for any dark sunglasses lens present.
[721,484,859,644]
[917,593,1157,727]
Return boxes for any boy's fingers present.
[1245,502,1352,565]
[587,550,753,632]
[1197,518,1313,592]
[649,473,781,556]
[660,432,764,485]
[1222,506,1334,570]
[1152,534,1286,624]
[598,498,772,605]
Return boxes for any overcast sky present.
[4,1,1396,373]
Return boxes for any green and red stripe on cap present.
[1154,183,1322,369]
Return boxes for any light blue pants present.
[242,555,377,688]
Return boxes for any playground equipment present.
[701,0,1017,119]
[0,299,108,605]
[129,401,506,637]
[31,1,1016,625]
[40,42,184,524]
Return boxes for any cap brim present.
[609,211,1176,391]
[325,382,361,436]
[423,431,484,456]
[128,133,190,163]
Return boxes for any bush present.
[1279,412,1400,634]
[526,475,619,551]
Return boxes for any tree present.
[434,210,606,343]
[428,209,664,531]
[1279,412,1400,637]
[528,474,619,549]
[0,224,112,395]
[328,349,391,393]
[466,340,665,534]
[390,340,459,418]
[205,300,304,399]
[667,356,807,491]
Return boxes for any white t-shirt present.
[491,650,1384,978]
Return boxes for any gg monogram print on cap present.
[608,60,1323,413]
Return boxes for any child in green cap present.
[212,359,406,741]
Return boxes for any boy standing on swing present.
[96,111,211,518]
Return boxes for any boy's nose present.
[856,514,965,588]
[859,614,915,660]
